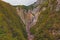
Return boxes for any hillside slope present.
[0,0,60,40]
[30,0,60,40]
[15,0,60,40]
[0,1,27,40]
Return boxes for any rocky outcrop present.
[0,0,60,40]
[16,0,41,40]
[16,0,60,40]
[16,6,40,40]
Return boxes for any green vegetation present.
[0,1,27,40]
[30,0,60,40]
[14,5,34,12]
[0,0,60,40]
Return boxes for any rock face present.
[16,5,40,40]
[57,0,60,4]
[16,0,60,40]
[16,0,42,40]
[33,0,44,6]
[0,0,60,40]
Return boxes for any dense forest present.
[0,0,60,40]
